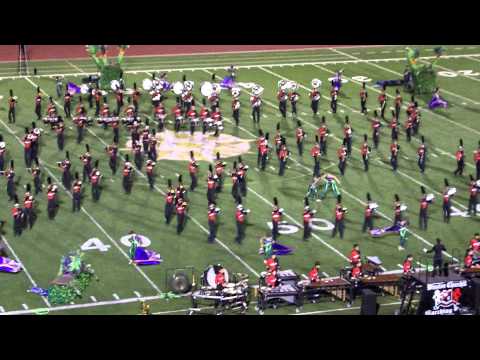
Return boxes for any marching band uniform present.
[348,263,362,307]
[46,179,58,220]
[417,141,427,173]
[371,116,381,149]
[58,155,72,190]
[200,104,210,135]
[232,97,241,126]
[80,148,92,183]
[361,135,371,172]
[106,144,118,175]
[390,111,399,141]
[0,137,5,171]
[308,263,321,282]
[468,178,478,216]
[165,183,176,225]
[32,166,42,195]
[146,160,155,190]
[8,90,16,123]
[332,202,346,239]
[378,88,387,119]
[235,205,248,244]
[34,91,42,120]
[470,234,480,252]
[189,153,198,192]
[64,91,72,118]
[394,89,402,120]
[23,129,33,168]
[343,118,353,156]
[330,84,338,114]
[359,83,368,114]
[310,87,320,116]
[115,88,124,116]
[362,203,373,233]
[132,141,143,171]
[310,138,321,177]
[405,116,413,143]
[250,94,261,123]
[94,88,102,117]
[393,197,402,225]
[271,204,282,241]
[349,246,361,266]
[419,194,430,230]
[337,142,347,176]
[187,107,197,136]
[4,164,16,202]
[289,90,299,118]
[141,126,150,154]
[442,187,452,223]
[318,116,328,155]
[176,199,187,235]
[173,104,183,133]
[122,159,134,194]
[403,256,414,275]
[90,168,101,202]
[474,143,480,180]
[454,143,465,176]
[303,206,314,241]
[237,158,248,197]
[390,141,400,171]
[148,131,157,162]
[55,120,65,151]
[296,123,306,156]
[132,86,141,115]
[278,143,289,176]
[11,203,22,237]
[214,154,226,193]
[72,177,82,212]
[207,204,219,243]
[206,170,217,204]
[23,188,35,229]
[277,89,288,119]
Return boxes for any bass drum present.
[169,272,191,294]
[202,265,229,287]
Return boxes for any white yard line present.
[1,235,51,307]
[0,306,4,313]
[0,116,163,294]
[65,60,88,74]
[22,304,29,310]
[113,293,120,300]
[134,291,142,298]
[90,296,97,302]
[2,53,480,80]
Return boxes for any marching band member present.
[330,81,338,114]
[405,114,413,143]
[237,156,248,198]
[308,262,322,282]
[206,165,217,204]
[349,244,361,266]
[343,117,353,156]
[403,254,415,275]
[361,134,371,172]
[73,112,87,144]
[454,139,465,176]
[0,135,5,171]
[122,155,134,194]
[332,196,347,239]
[277,84,288,119]
[310,136,321,177]
[264,254,279,273]
[172,102,183,133]
[176,198,188,235]
[132,139,143,171]
[467,175,479,216]
[426,238,447,276]
[148,129,157,162]
[64,90,72,118]
[58,152,72,190]
[22,127,33,169]
[362,193,374,233]
[141,124,151,154]
[23,184,35,230]
[115,86,124,116]
[347,262,363,307]
[303,198,316,241]
[80,144,93,183]
[200,100,210,135]
[232,92,241,126]
[165,180,176,225]
[72,172,82,212]
[145,159,156,190]
[154,102,166,131]
[265,270,278,288]
[278,138,290,176]
[250,91,262,123]
[417,136,427,173]
[274,123,282,156]
[289,86,299,118]
[390,139,400,171]
[207,87,219,112]
[419,186,431,230]
[235,202,249,244]
[257,129,266,167]
[46,177,58,220]
[442,178,453,223]
[34,87,42,120]
[337,140,348,176]
[214,152,226,193]
[105,143,118,175]
[473,141,480,180]
[371,111,381,149]
[393,194,402,225]
[231,161,241,203]
[464,249,477,269]
[390,110,399,141]
[175,175,187,204]
[132,82,141,115]
[8,90,16,123]
[11,197,22,237]
[470,233,480,252]
[378,86,387,119]
[189,151,198,192]
[318,116,328,155]
[31,165,42,195]
[359,82,368,115]
[111,117,120,144]
[94,86,102,117]
[211,106,222,137]
[207,203,220,243]
[187,105,198,136]
[394,89,402,120]
[310,83,321,116]
[90,161,102,202]
[271,198,283,241]
[295,121,306,157]
[215,268,227,289]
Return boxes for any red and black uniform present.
[132,141,143,171]
[330,86,338,113]
[362,204,373,233]
[32,167,42,195]
[122,162,134,194]
[4,167,16,201]
[310,143,321,177]
[337,145,347,176]
[349,265,362,305]
[94,89,102,116]
[271,208,282,241]
[468,181,478,216]
[332,204,346,239]
[264,257,278,273]
[343,124,353,156]
[394,93,402,119]
[310,87,320,115]
[206,174,217,204]
[405,117,413,142]
[274,132,282,155]
[11,205,23,236]
[258,138,269,171]
[237,162,248,197]
[8,95,16,123]
[454,148,465,176]
[349,248,361,266]
[403,259,414,275]
[378,90,387,119]
[277,89,288,119]
[318,122,328,155]
[164,188,176,225]
[390,142,400,171]
[464,254,474,269]
[187,108,198,136]
[0,142,5,172]
[278,145,289,176]
[417,145,427,173]
[232,97,241,126]
[265,271,278,288]
[235,207,248,244]
[419,196,429,230]
[141,128,150,154]
[207,92,218,112]
[474,148,480,180]
[154,103,166,131]
[23,133,33,168]
[23,193,35,229]
[35,93,42,120]
[215,271,226,289]
[72,180,82,212]
[90,170,101,202]
[55,121,65,151]
[470,237,480,253]
[80,152,92,183]
[230,167,240,202]
[360,86,368,114]
[115,89,124,116]
[146,161,155,190]
[47,185,58,220]
[372,118,381,149]
[361,141,371,172]
[189,158,198,191]
[211,109,222,137]
[58,159,72,190]
[250,95,261,123]
[207,206,218,243]
[296,126,306,156]
[106,145,118,175]
[148,135,157,162]
[303,208,314,240]
[200,106,210,134]
[390,115,399,141]
[308,266,321,282]
[394,201,402,225]
[172,105,183,133]
[289,91,299,117]
[176,200,187,234]
[132,89,141,114]
[214,160,226,193]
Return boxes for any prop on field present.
[128,233,163,266]
[189,265,249,315]
[259,236,293,258]
[319,173,341,199]
[428,88,448,109]
[370,219,408,238]
[28,250,97,305]
[403,47,444,94]
[0,256,22,273]
[306,177,322,201]
[86,45,129,90]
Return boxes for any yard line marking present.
[0,116,163,294]
[1,235,51,307]
[113,293,120,300]
[330,48,480,117]
[22,304,29,310]
[65,60,88,74]
[422,60,480,83]
[3,53,480,80]
[397,264,403,269]
[467,56,480,64]
[0,294,170,315]
[431,153,438,158]
[134,291,142,298]
[0,306,4,313]
[90,296,97,302]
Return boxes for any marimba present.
[299,277,351,302]
[257,283,301,314]
[360,274,403,296]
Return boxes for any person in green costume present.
[398,220,409,251]
[319,173,341,199]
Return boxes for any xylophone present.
[298,277,351,302]
[460,267,480,278]
[257,283,302,314]
[277,269,300,284]
[359,273,403,296]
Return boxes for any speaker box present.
[360,289,378,315]
[471,278,480,315]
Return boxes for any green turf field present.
[1,45,479,315]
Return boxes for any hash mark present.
[0,306,4,313]
[113,293,120,300]
[134,291,142,298]
[90,296,97,302]
[22,304,29,310]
